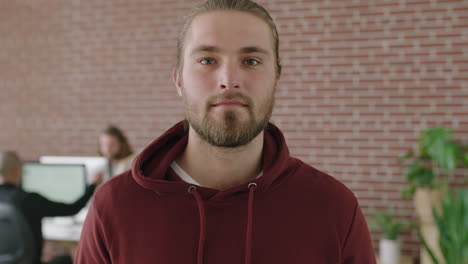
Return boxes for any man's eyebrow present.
[239,46,270,55]
[190,45,220,55]
[190,45,270,55]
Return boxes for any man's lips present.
[212,100,248,107]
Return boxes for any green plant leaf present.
[438,143,460,171]
[420,128,452,157]
[415,168,435,186]
[401,184,416,199]
[420,231,440,264]
[430,188,468,264]
[400,150,414,163]
[371,207,412,240]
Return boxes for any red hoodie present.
[75,122,376,264]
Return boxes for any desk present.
[42,208,87,242]
[42,218,82,242]
[42,208,87,261]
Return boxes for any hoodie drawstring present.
[188,183,257,264]
[189,186,206,264]
[245,182,257,264]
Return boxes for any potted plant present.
[370,207,413,264]
[421,188,468,264]
[401,127,466,198]
[400,127,468,264]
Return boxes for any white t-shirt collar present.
[170,161,263,187]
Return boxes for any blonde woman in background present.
[98,126,138,177]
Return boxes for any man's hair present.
[99,125,134,160]
[176,0,281,78]
[0,150,21,180]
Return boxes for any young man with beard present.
[76,0,376,263]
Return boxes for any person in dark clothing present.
[0,150,102,264]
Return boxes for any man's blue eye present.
[200,58,215,65]
[245,59,259,66]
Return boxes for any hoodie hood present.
[131,121,297,199]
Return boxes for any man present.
[76,0,376,263]
[0,150,102,264]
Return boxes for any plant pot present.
[414,188,444,264]
[379,239,400,264]
[414,188,443,224]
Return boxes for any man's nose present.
[218,61,240,90]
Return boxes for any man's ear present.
[173,69,182,96]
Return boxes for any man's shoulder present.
[0,185,36,205]
[288,158,357,201]
[93,170,137,203]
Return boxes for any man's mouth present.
[212,100,248,107]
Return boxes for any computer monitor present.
[21,162,87,204]
[39,156,110,183]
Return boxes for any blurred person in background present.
[98,125,137,177]
[0,150,103,264]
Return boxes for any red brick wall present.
[1,0,467,259]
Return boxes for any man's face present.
[175,10,278,148]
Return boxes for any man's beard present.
[183,91,275,148]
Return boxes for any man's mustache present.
[207,93,253,107]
